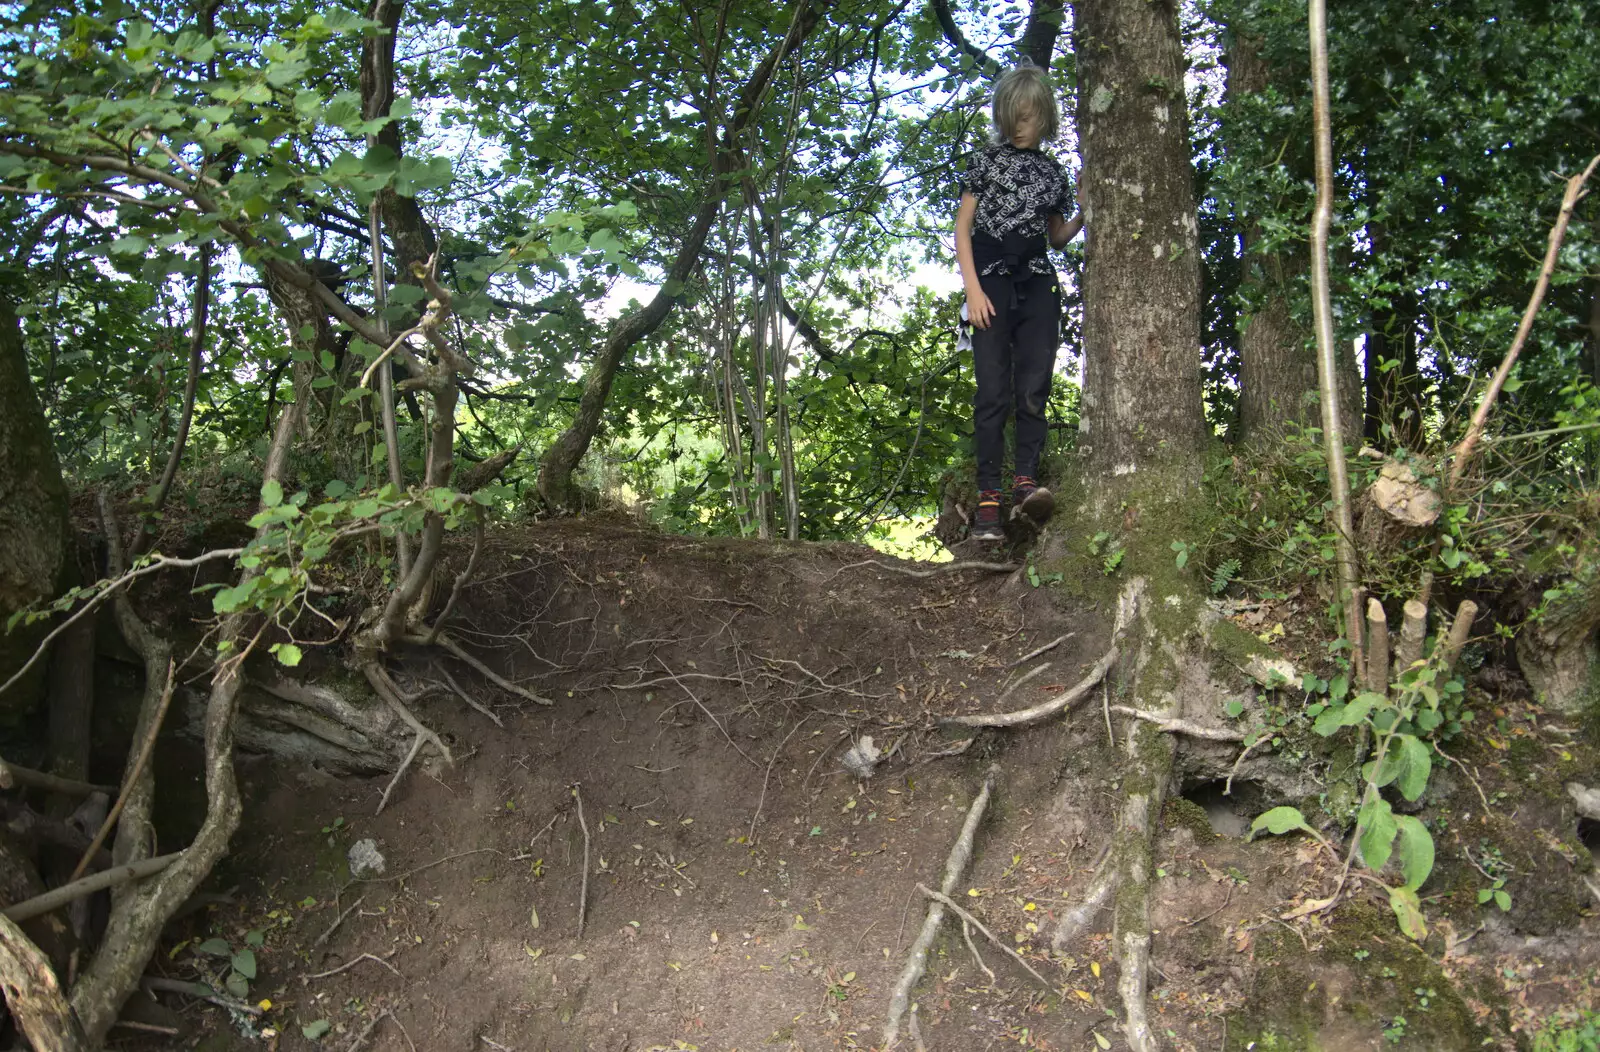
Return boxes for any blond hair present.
[991,64,1060,145]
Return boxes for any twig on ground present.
[826,558,1018,582]
[917,884,1052,990]
[1111,706,1244,741]
[1174,884,1235,931]
[657,659,761,769]
[883,764,999,1049]
[997,661,1052,705]
[5,854,179,922]
[356,847,501,886]
[304,951,402,981]
[749,715,813,843]
[314,894,367,950]
[478,1038,516,1052]
[376,733,425,816]
[943,646,1118,729]
[916,736,976,764]
[573,783,590,939]
[961,918,995,984]
[1006,631,1075,669]
[70,657,178,881]
[113,1020,179,1036]
[143,975,264,1017]
[344,1009,393,1052]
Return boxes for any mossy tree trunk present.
[0,296,70,726]
[1066,1,1211,1047]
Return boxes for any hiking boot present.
[1011,476,1055,523]
[971,491,1004,542]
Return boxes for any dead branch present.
[915,884,1052,990]
[0,547,243,701]
[0,912,89,1050]
[142,975,264,1017]
[883,764,999,1049]
[1006,631,1075,669]
[943,646,1118,729]
[1110,706,1245,741]
[314,895,367,950]
[573,784,591,939]
[1395,599,1428,676]
[827,557,1018,581]
[304,951,402,981]
[1449,154,1600,487]
[1438,600,1479,675]
[0,761,113,797]
[344,1009,395,1052]
[4,855,179,923]
[68,658,176,882]
[1363,598,1390,693]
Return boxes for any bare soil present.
[121,520,1595,1052]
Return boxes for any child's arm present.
[955,192,995,330]
[1049,212,1083,249]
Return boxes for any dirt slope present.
[137,521,1595,1052]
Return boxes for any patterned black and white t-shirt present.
[959,144,1073,277]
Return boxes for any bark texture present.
[0,298,70,725]
[1516,562,1600,717]
[1075,0,1206,480]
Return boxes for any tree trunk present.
[537,0,828,513]
[1226,35,1315,443]
[1075,0,1206,482]
[0,297,70,726]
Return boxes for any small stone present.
[840,736,882,779]
[347,838,386,878]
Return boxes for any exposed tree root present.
[1110,706,1244,741]
[419,632,553,706]
[5,855,179,924]
[363,662,453,765]
[0,762,112,797]
[827,558,1019,581]
[883,764,999,1049]
[915,884,1052,990]
[943,646,1118,729]
[376,734,425,816]
[1049,579,1175,1052]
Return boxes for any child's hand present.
[966,286,995,330]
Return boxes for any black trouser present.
[971,271,1060,492]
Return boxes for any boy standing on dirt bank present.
[955,63,1082,542]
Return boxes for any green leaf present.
[1248,806,1315,841]
[225,971,249,999]
[231,948,257,979]
[302,1019,332,1040]
[1358,797,1398,873]
[1493,889,1510,911]
[1312,693,1377,736]
[261,479,283,508]
[1224,698,1245,719]
[1388,885,1427,941]
[1395,735,1432,802]
[1393,815,1434,890]
[195,938,231,957]
[273,643,304,667]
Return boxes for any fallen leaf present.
[529,905,539,929]
[793,914,811,930]
[1074,989,1094,1003]
[524,945,542,960]
[1094,1031,1112,1049]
